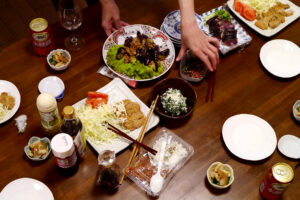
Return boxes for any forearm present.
[178,0,197,26]
[99,0,114,5]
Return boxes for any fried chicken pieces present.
[122,99,145,131]
[0,92,15,110]
[255,2,294,30]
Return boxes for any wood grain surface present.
[0,0,299,199]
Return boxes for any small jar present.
[36,93,61,136]
[51,133,78,176]
[96,150,120,191]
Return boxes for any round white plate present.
[0,80,21,124]
[222,114,277,161]
[278,135,300,159]
[0,178,54,200]
[260,39,300,78]
[38,76,65,98]
[102,24,175,81]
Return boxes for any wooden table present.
[0,0,299,199]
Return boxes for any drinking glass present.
[58,0,85,51]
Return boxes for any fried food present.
[0,92,15,110]
[29,140,48,159]
[122,99,145,131]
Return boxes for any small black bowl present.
[150,78,197,119]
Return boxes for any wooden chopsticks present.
[105,122,157,155]
[206,71,216,102]
[119,95,159,185]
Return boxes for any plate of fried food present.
[0,80,21,124]
[103,24,175,81]
[72,78,160,154]
[227,0,300,37]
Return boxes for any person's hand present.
[176,19,220,71]
[100,0,129,36]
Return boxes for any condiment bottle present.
[61,105,86,160]
[36,93,61,136]
[96,150,120,191]
[51,133,78,176]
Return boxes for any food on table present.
[0,103,8,120]
[182,52,206,80]
[209,163,232,186]
[206,10,237,46]
[0,92,15,110]
[296,105,300,117]
[106,31,170,80]
[28,140,49,159]
[160,88,188,117]
[85,92,109,109]
[15,115,27,133]
[234,0,257,21]
[122,99,145,131]
[48,51,69,68]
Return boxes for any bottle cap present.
[29,18,48,32]
[36,93,57,112]
[98,150,116,166]
[51,133,75,158]
[62,106,75,119]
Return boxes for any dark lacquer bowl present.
[150,78,197,119]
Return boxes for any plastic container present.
[128,127,194,196]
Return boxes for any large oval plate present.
[102,24,175,81]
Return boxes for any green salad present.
[161,88,188,116]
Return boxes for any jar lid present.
[36,93,57,112]
[98,150,116,166]
[62,106,75,119]
[51,133,75,158]
[29,18,48,32]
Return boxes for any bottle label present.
[74,130,86,159]
[39,108,61,130]
[32,32,49,42]
[54,150,77,169]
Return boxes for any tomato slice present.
[86,98,108,109]
[87,92,109,100]
[242,5,256,21]
[234,0,244,14]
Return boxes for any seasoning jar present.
[51,133,78,176]
[61,105,86,159]
[36,93,61,136]
[96,150,120,191]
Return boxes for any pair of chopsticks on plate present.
[206,71,216,102]
[119,95,159,185]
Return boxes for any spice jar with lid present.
[96,150,120,191]
[61,105,86,159]
[36,93,61,136]
[51,133,78,176]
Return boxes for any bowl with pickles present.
[24,136,51,161]
[47,49,71,71]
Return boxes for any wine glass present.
[58,0,85,51]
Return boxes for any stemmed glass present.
[58,0,85,51]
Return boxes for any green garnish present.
[205,9,232,23]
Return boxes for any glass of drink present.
[58,0,85,51]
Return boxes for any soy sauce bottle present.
[96,150,120,191]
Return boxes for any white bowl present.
[207,162,234,189]
[38,76,65,100]
[47,49,71,71]
[293,100,300,122]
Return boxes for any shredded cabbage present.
[75,102,128,144]
[0,103,8,120]
[240,0,278,13]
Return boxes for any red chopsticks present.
[105,122,157,155]
[206,71,216,102]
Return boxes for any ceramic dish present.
[102,24,175,81]
[227,0,300,37]
[0,178,54,200]
[199,6,252,54]
[278,134,300,159]
[260,40,300,78]
[72,78,160,154]
[47,49,71,71]
[0,80,21,124]
[207,162,234,189]
[222,114,277,161]
[38,76,65,100]
[293,100,300,121]
[24,136,51,161]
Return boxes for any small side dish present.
[24,137,51,161]
[207,162,234,189]
[161,88,187,117]
[47,49,71,71]
[292,100,300,122]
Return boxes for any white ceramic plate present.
[0,80,21,124]
[38,76,65,99]
[278,135,300,159]
[73,78,160,154]
[0,178,54,200]
[102,24,175,81]
[227,0,300,37]
[260,39,300,78]
[222,114,277,161]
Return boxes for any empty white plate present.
[260,39,300,78]
[38,76,65,99]
[0,178,54,200]
[222,114,277,161]
[278,135,300,159]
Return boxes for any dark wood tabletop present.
[0,0,299,199]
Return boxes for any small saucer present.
[38,76,65,100]
[278,135,300,159]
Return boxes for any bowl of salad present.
[150,78,197,119]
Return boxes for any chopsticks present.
[206,71,216,102]
[105,122,157,155]
[119,95,159,185]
